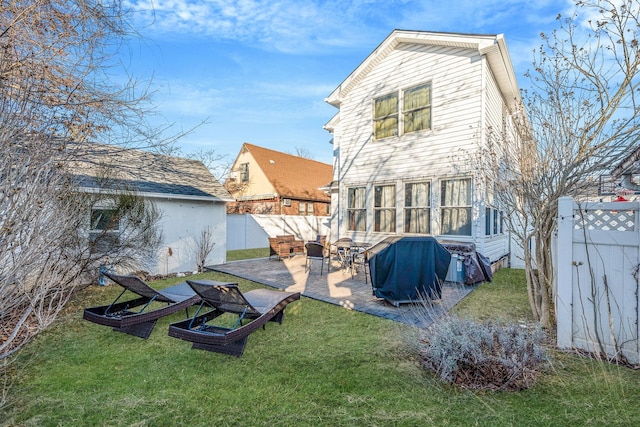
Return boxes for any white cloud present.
[124,0,416,53]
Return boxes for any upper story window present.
[373,93,398,139]
[347,187,366,231]
[240,163,249,182]
[403,83,431,134]
[374,184,396,232]
[373,82,432,140]
[440,178,472,236]
[405,181,430,234]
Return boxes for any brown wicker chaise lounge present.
[83,272,201,339]
[168,279,300,357]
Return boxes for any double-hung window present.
[485,207,501,236]
[373,93,398,139]
[299,202,314,216]
[374,184,396,232]
[373,82,432,139]
[403,83,431,134]
[440,178,472,236]
[347,187,366,231]
[405,181,430,234]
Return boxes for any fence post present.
[556,196,574,349]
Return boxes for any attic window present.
[240,162,249,182]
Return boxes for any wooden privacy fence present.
[556,196,640,363]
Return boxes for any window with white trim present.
[373,82,432,139]
[485,207,502,236]
[440,178,472,236]
[403,83,432,134]
[374,184,396,232]
[404,181,430,234]
[373,93,398,139]
[299,202,314,216]
[347,187,366,231]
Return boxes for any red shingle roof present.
[243,143,332,202]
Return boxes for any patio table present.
[335,241,371,277]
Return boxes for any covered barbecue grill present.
[367,236,451,306]
[439,241,493,285]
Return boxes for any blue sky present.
[122,0,568,165]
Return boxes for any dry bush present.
[418,316,547,391]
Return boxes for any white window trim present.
[372,80,433,141]
[403,179,432,235]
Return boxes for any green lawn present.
[2,261,640,426]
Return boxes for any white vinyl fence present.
[556,196,640,363]
[227,214,331,251]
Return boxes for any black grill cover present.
[368,236,451,303]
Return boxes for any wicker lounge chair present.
[83,272,201,339]
[168,279,300,357]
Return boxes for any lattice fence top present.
[573,209,637,231]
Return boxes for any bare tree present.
[192,226,217,273]
[486,0,640,329]
[185,147,232,182]
[293,146,315,160]
[0,0,168,360]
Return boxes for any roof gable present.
[68,143,233,202]
[240,143,332,201]
[325,29,521,111]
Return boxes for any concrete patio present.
[207,254,476,328]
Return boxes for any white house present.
[69,143,234,274]
[324,30,525,266]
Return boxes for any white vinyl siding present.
[338,44,483,183]
[327,34,517,264]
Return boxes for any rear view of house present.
[324,30,526,266]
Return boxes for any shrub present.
[418,316,547,391]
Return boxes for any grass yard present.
[2,259,640,426]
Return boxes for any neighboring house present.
[69,143,234,274]
[225,143,332,216]
[609,145,640,199]
[324,30,526,265]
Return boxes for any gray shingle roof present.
[68,143,233,201]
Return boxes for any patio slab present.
[206,255,476,329]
